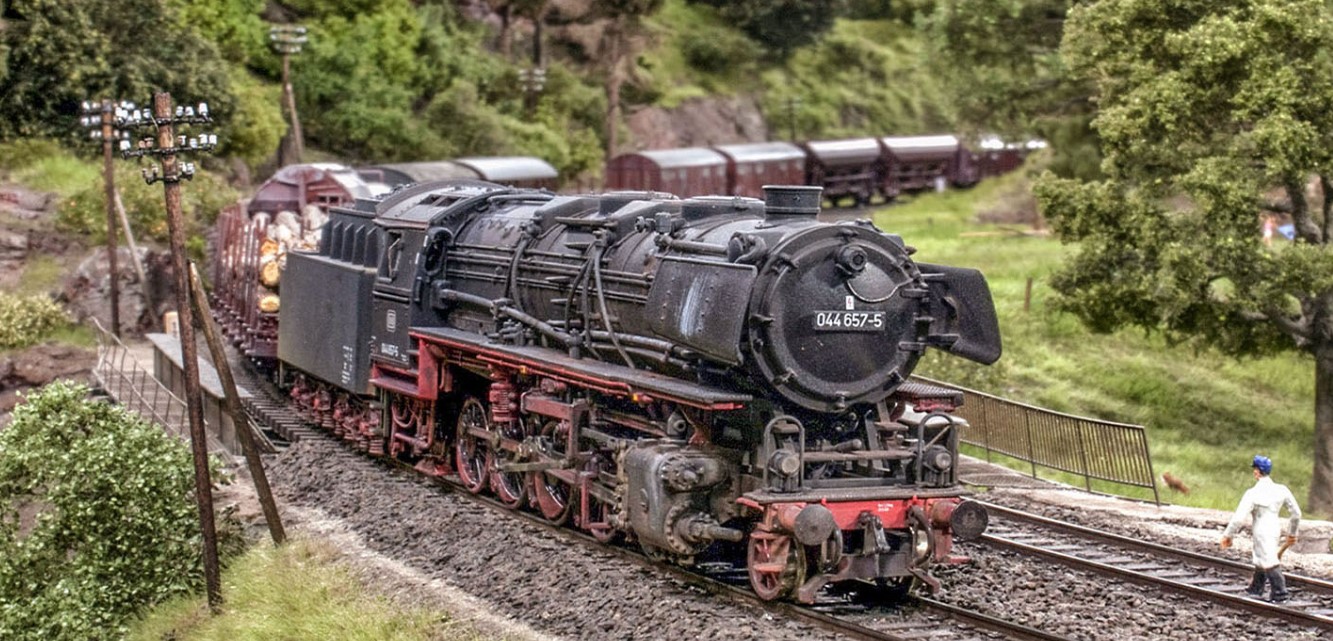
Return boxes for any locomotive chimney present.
[762,185,822,218]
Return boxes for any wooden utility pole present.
[120,92,224,611]
[156,91,222,611]
[188,263,287,546]
[100,104,121,336]
[81,100,124,336]
[270,25,308,166]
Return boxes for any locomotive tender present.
[261,180,1001,602]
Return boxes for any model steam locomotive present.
[214,180,1001,602]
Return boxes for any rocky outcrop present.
[624,95,769,150]
[62,247,175,336]
[0,343,96,414]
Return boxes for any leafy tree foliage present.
[0,0,230,142]
[0,293,69,349]
[923,0,1100,178]
[169,0,268,69]
[689,0,845,60]
[0,382,201,640]
[1034,0,1333,513]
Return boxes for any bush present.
[0,139,67,173]
[56,164,239,243]
[0,382,202,640]
[0,293,70,350]
[679,28,762,75]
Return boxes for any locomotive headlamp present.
[922,445,953,473]
[768,449,801,478]
[835,244,868,276]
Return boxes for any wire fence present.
[913,375,1160,504]
[91,319,225,452]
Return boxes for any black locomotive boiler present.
[269,181,1001,602]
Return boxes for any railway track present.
[979,500,1333,631]
[227,356,1075,641]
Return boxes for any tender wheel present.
[747,530,806,601]
[529,420,574,524]
[487,418,527,509]
[454,397,490,494]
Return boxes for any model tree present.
[924,0,1100,179]
[1035,0,1333,513]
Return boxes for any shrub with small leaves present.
[0,382,201,641]
[0,293,70,350]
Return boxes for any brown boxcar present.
[799,138,884,206]
[605,148,729,196]
[711,142,806,198]
[248,163,390,217]
[880,135,978,193]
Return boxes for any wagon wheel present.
[747,530,806,601]
[582,451,618,543]
[487,417,528,509]
[454,396,490,494]
[529,419,575,525]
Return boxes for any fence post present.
[980,395,993,463]
[1023,406,1038,478]
[1076,421,1092,492]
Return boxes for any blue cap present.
[1253,455,1272,475]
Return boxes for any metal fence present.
[92,319,225,452]
[913,375,1160,504]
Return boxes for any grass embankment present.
[642,1,950,137]
[129,539,494,641]
[892,174,1314,511]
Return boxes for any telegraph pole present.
[117,93,223,611]
[79,100,130,337]
[270,25,308,166]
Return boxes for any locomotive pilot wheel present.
[747,530,807,601]
[454,396,491,494]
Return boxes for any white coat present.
[1223,476,1301,569]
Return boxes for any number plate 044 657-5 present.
[813,311,885,332]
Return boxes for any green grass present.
[887,172,1316,512]
[16,254,67,296]
[128,538,490,641]
[10,154,100,198]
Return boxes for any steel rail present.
[978,501,1333,595]
[978,503,1333,631]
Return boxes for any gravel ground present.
[258,437,1331,641]
[265,438,844,641]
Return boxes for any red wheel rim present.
[747,530,804,601]
[454,397,489,494]
[529,420,574,524]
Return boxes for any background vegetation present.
[0,383,205,641]
[905,169,1314,510]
